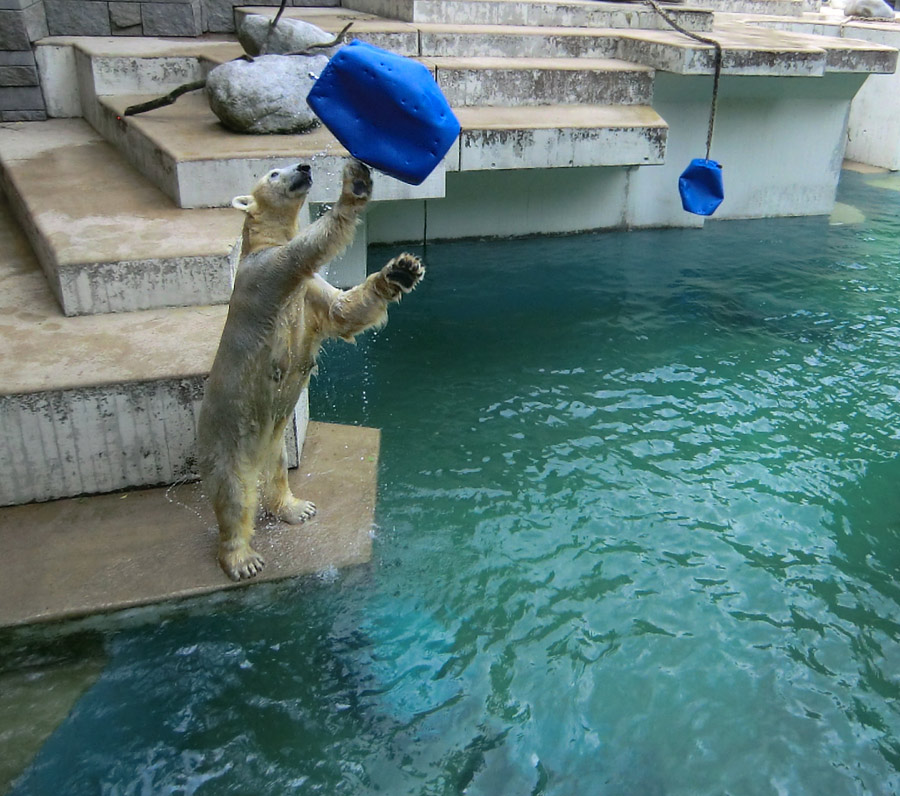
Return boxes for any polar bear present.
[198,159,424,581]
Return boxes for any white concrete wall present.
[629,72,866,226]
[0,381,308,506]
[368,166,631,242]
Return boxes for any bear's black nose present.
[297,164,311,174]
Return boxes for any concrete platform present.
[425,55,655,106]
[89,91,446,209]
[341,0,714,31]
[247,7,896,74]
[0,118,242,315]
[0,421,379,628]
[454,104,667,170]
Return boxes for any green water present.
[5,170,900,795]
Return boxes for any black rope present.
[644,0,723,159]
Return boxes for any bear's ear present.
[232,195,254,213]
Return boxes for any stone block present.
[0,109,47,121]
[109,1,141,28]
[0,66,38,86]
[0,86,44,110]
[142,0,202,35]
[44,0,111,35]
[0,50,36,66]
[22,0,47,38]
[0,10,31,49]
[203,0,252,32]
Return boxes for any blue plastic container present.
[307,41,461,186]
[678,158,725,217]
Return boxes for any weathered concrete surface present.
[342,0,714,31]
[746,12,900,169]
[453,104,667,170]
[0,119,242,315]
[427,55,655,106]
[0,421,379,628]
[90,91,446,208]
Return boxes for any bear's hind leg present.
[209,467,266,581]
[260,428,317,525]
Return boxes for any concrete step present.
[258,8,896,76]
[85,89,446,209]
[0,188,307,506]
[453,104,667,170]
[0,421,378,627]
[339,0,714,31]
[614,20,897,75]
[426,55,655,106]
[0,119,240,316]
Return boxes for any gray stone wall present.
[1,0,48,120]
[0,0,339,118]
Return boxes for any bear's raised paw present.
[385,253,425,293]
[343,159,373,202]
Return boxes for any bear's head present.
[233,163,313,256]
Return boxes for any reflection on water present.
[4,170,900,795]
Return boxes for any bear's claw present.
[220,546,266,581]
[277,498,317,525]
[385,253,425,293]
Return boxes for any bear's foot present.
[219,543,266,581]
[385,253,425,294]
[276,497,317,525]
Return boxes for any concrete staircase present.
[0,0,896,511]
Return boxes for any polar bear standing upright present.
[198,159,424,581]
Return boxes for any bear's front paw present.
[342,159,372,202]
[219,544,266,581]
[384,253,425,293]
[277,497,317,525]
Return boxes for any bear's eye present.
[268,171,279,180]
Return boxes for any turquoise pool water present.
[5,170,900,794]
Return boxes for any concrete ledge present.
[0,118,241,314]
[0,421,378,628]
[453,104,667,170]
[91,91,447,208]
[341,0,714,32]
[426,55,655,106]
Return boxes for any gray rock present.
[206,53,329,134]
[238,13,338,57]
[844,0,895,15]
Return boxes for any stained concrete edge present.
[0,421,380,628]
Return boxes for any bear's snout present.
[289,164,313,192]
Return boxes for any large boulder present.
[206,54,330,134]
[238,14,338,57]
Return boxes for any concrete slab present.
[89,92,446,208]
[453,104,667,170]
[340,0,714,32]
[0,421,379,628]
[426,55,655,106]
[0,118,242,315]
[273,8,894,74]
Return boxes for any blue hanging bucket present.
[678,158,724,216]
[307,41,461,186]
